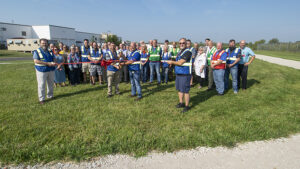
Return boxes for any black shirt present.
[179,48,192,62]
[229,47,242,58]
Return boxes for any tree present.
[268,38,279,44]
[255,39,266,45]
[106,35,122,46]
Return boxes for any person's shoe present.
[206,88,213,91]
[234,91,238,94]
[135,97,142,101]
[176,103,185,108]
[198,86,202,89]
[107,95,113,98]
[218,93,224,96]
[116,92,122,95]
[182,106,190,113]
[39,101,44,105]
[129,95,136,97]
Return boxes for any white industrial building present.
[0,22,108,51]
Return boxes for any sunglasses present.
[179,42,186,45]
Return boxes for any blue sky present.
[1,0,300,43]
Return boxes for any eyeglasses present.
[179,42,186,45]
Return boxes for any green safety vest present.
[149,46,161,61]
[206,46,217,65]
[171,47,180,59]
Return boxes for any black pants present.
[69,68,80,85]
[196,75,205,86]
[238,64,248,89]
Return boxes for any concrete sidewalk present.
[256,54,300,70]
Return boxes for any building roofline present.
[32,24,75,30]
[0,22,31,27]
[76,31,101,35]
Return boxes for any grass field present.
[0,51,300,165]
[0,50,32,58]
[255,50,300,61]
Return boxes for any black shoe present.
[182,106,190,113]
[135,97,142,101]
[107,95,113,98]
[176,103,185,108]
[206,88,213,91]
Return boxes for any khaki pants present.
[107,70,120,95]
[82,63,91,73]
[102,66,107,83]
[36,70,55,101]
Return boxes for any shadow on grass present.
[190,89,216,108]
[142,83,174,98]
[247,79,260,89]
[51,85,106,101]
[224,78,260,94]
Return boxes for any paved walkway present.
[256,54,300,69]
[0,57,32,61]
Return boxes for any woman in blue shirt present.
[53,46,66,87]
[161,45,172,84]
[140,44,149,83]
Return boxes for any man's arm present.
[245,49,255,66]
[229,50,241,68]
[211,60,223,68]
[166,50,192,66]
[33,51,55,66]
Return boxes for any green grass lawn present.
[0,51,300,165]
[255,50,300,61]
[0,50,32,58]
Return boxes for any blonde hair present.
[141,44,148,53]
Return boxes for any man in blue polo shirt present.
[124,42,142,100]
[33,38,57,104]
[238,40,256,90]
[224,39,241,94]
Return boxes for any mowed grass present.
[255,50,300,61]
[0,49,32,58]
[0,51,300,165]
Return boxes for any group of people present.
[33,37,255,113]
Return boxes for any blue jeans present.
[162,67,169,83]
[129,70,142,98]
[224,66,238,92]
[149,61,161,84]
[141,63,149,83]
[213,69,225,94]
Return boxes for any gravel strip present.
[3,134,300,169]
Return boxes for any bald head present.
[240,40,246,49]
[216,42,223,50]
[130,42,137,51]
